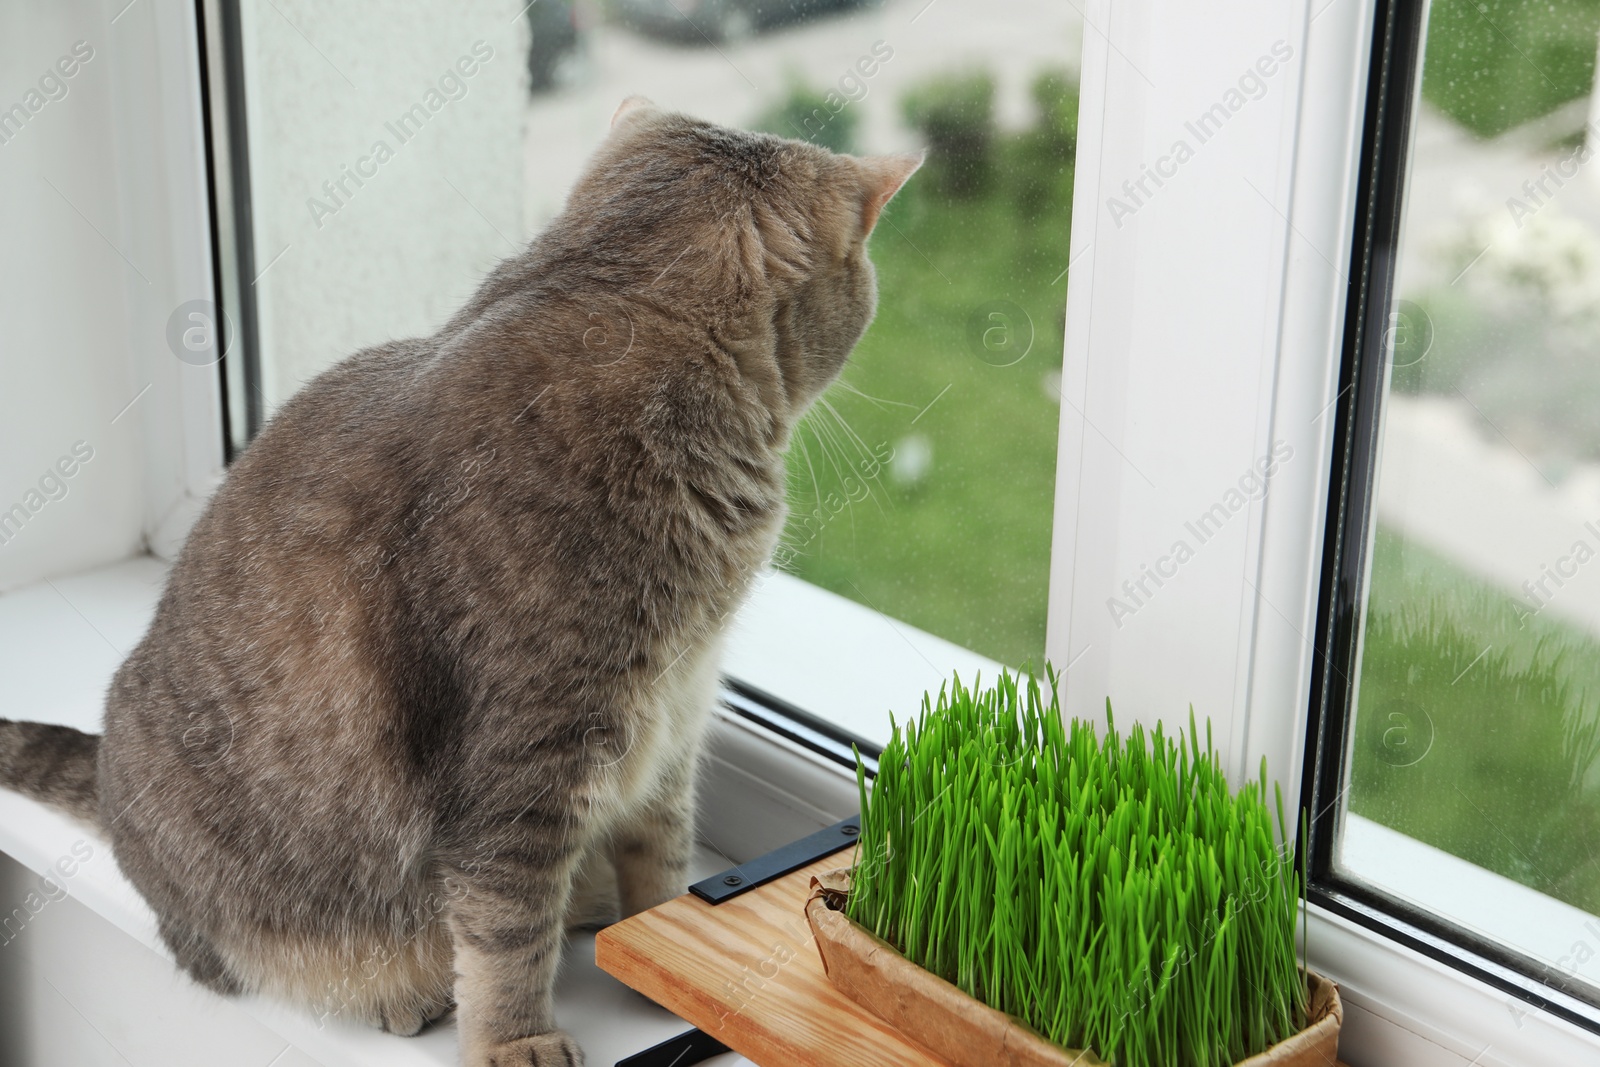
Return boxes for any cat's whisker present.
[807,411,861,485]
[806,404,857,469]
[817,400,892,517]
[832,378,917,412]
[806,415,862,544]
[810,413,876,521]
[818,397,877,467]
[810,411,885,539]
[808,412,855,492]
[793,428,825,520]
[785,427,837,562]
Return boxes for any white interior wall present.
[0,0,148,592]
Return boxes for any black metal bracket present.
[688,815,860,905]
[615,1026,731,1067]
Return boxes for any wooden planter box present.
[805,867,1343,1067]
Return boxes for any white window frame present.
[1041,0,1600,1063]
[0,0,223,597]
[113,0,229,560]
[9,0,1600,1063]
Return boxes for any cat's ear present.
[857,152,924,236]
[611,95,658,130]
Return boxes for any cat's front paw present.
[563,883,622,931]
[481,1030,585,1066]
[379,995,454,1037]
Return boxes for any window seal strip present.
[194,0,264,457]
[719,677,881,779]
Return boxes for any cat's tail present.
[0,718,101,826]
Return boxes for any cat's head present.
[558,97,920,434]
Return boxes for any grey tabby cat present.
[0,97,918,1066]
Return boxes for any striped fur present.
[1,102,917,1065]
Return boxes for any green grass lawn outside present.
[1363,1,1600,916]
[1352,526,1600,913]
[762,74,1076,669]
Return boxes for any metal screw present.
[723,875,743,886]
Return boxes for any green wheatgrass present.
[846,667,1308,1067]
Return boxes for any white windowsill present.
[0,554,752,1067]
[722,568,1006,750]
[1341,813,1600,1001]
[14,556,1600,1066]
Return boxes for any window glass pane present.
[237,1,1083,670]
[1343,0,1600,995]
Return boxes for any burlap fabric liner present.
[806,867,1342,1067]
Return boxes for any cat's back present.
[100,282,778,791]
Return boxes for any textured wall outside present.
[240,0,530,414]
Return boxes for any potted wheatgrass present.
[804,668,1341,1067]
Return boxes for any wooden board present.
[595,851,945,1067]
[597,854,1352,1067]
